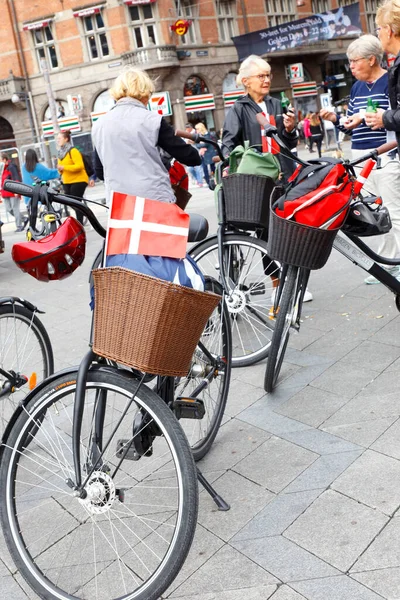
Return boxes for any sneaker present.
[15,226,24,232]
[365,265,399,285]
[271,287,313,303]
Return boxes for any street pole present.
[239,0,249,33]
[41,58,59,135]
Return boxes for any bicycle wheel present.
[264,265,300,393]
[175,277,232,461]
[0,369,198,600]
[191,234,278,367]
[0,303,54,436]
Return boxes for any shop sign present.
[67,94,83,113]
[184,94,215,112]
[41,116,81,137]
[108,61,122,68]
[196,50,209,57]
[72,5,104,18]
[292,81,318,97]
[289,63,304,84]
[223,90,245,107]
[147,92,172,116]
[23,19,53,31]
[124,0,156,4]
[171,19,191,35]
[90,111,107,124]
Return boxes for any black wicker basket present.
[267,207,339,270]
[222,173,275,230]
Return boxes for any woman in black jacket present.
[222,54,298,180]
[366,1,400,151]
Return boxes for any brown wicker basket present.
[267,208,339,270]
[92,267,221,377]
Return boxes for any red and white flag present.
[261,113,279,154]
[106,192,189,259]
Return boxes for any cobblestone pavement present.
[3,141,400,599]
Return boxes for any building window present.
[33,25,58,69]
[365,0,380,33]
[174,1,197,45]
[129,4,157,48]
[265,0,296,26]
[311,0,329,13]
[216,0,236,42]
[83,13,109,60]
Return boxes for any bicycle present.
[258,115,399,392]
[0,179,231,600]
[175,129,278,368]
[0,296,54,436]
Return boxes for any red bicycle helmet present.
[12,217,86,282]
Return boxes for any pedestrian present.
[184,122,204,187]
[303,113,313,151]
[194,122,217,187]
[321,34,400,284]
[57,130,88,225]
[309,112,324,157]
[22,149,59,213]
[0,153,26,232]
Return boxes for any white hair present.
[237,55,271,86]
[347,34,384,64]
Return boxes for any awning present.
[223,90,245,107]
[41,116,81,137]
[184,94,215,112]
[292,81,318,97]
[73,4,105,17]
[123,0,157,5]
[23,18,53,31]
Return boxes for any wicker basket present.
[267,208,339,270]
[222,173,275,230]
[92,267,221,377]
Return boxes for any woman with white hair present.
[222,54,298,180]
[321,34,400,284]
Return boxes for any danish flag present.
[106,192,189,259]
[261,112,279,154]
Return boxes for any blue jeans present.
[188,165,203,185]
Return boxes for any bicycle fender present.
[0,296,45,314]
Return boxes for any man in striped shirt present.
[321,34,400,284]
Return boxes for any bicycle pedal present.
[249,282,266,295]
[116,439,141,461]
[173,398,205,420]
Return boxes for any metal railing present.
[122,45,179,68]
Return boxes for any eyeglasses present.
[375,27,382,34]
[251,73,273,81]
[348,57,367,65]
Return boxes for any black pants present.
[63,182,87,224]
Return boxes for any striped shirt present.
[339,74,389,150]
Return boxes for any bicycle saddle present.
[188,213,209,243]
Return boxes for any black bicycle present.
[0,179,231,600]
[259,117,399,392]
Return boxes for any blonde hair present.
[377,0,400,36]
[237,55,271,86]
[310,113,320,126]
[110,67,155,102]
[195,122,207,134]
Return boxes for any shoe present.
[15,226,24,232]
[22,217,29,230]
[365,265,399,285]
[271,287,313,303]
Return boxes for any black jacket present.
[383,53,400,154]
[222,94,298,178]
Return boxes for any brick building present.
[0,0,381,152]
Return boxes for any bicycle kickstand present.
[197,467,230,511]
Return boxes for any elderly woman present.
[92,67,200,203]
[321,34,400,284]
[222,54,298,180]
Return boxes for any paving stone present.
[198,470,274,542]
[321,390,400,428]
[339,339,400,373]
[305,328,366,361]
[291,575,385,600]
[0,575,30,598]
[224,379,266,418]
[278,363,332,391]
[232,489,323,542]
[169,544,278,597]
[371,418,400,460]
[167,584,278,600]
[285,489,389,572]
[281,426,362,455]
[309,362,379,400]
[238,401,312,436]
[282,347,333,368]
[352,567,400,599]
[255,385,305,411]
[298,310,347,333]
[199,418,270,472]
[332,450,400,516]
[352,518,400,571]
[233,361,269,385]
[232,535,339,582]
[322,417,397,448]
[274,386,348,428]
[269,586,306,600]
[370,316,400,347]
[284,450,363,493]
[233,436,318,493]
[324,291,376,314]
[0,558,9,577]
[287,325,327,351]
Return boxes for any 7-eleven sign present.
[289,63,304,84]
[147,91,172,116]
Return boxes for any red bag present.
[274,162,353,230]
[169,160,189,190]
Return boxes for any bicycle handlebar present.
[2,180,107,238]
[175,129,226,162]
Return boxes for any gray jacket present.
[92,97,175,203]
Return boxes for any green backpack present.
[228,141,280,179]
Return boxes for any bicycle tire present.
[191,234,277,367]
[0,369,198,600]
[264,265,299,393]
[0,303,54,435]
[176,277,232,461]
